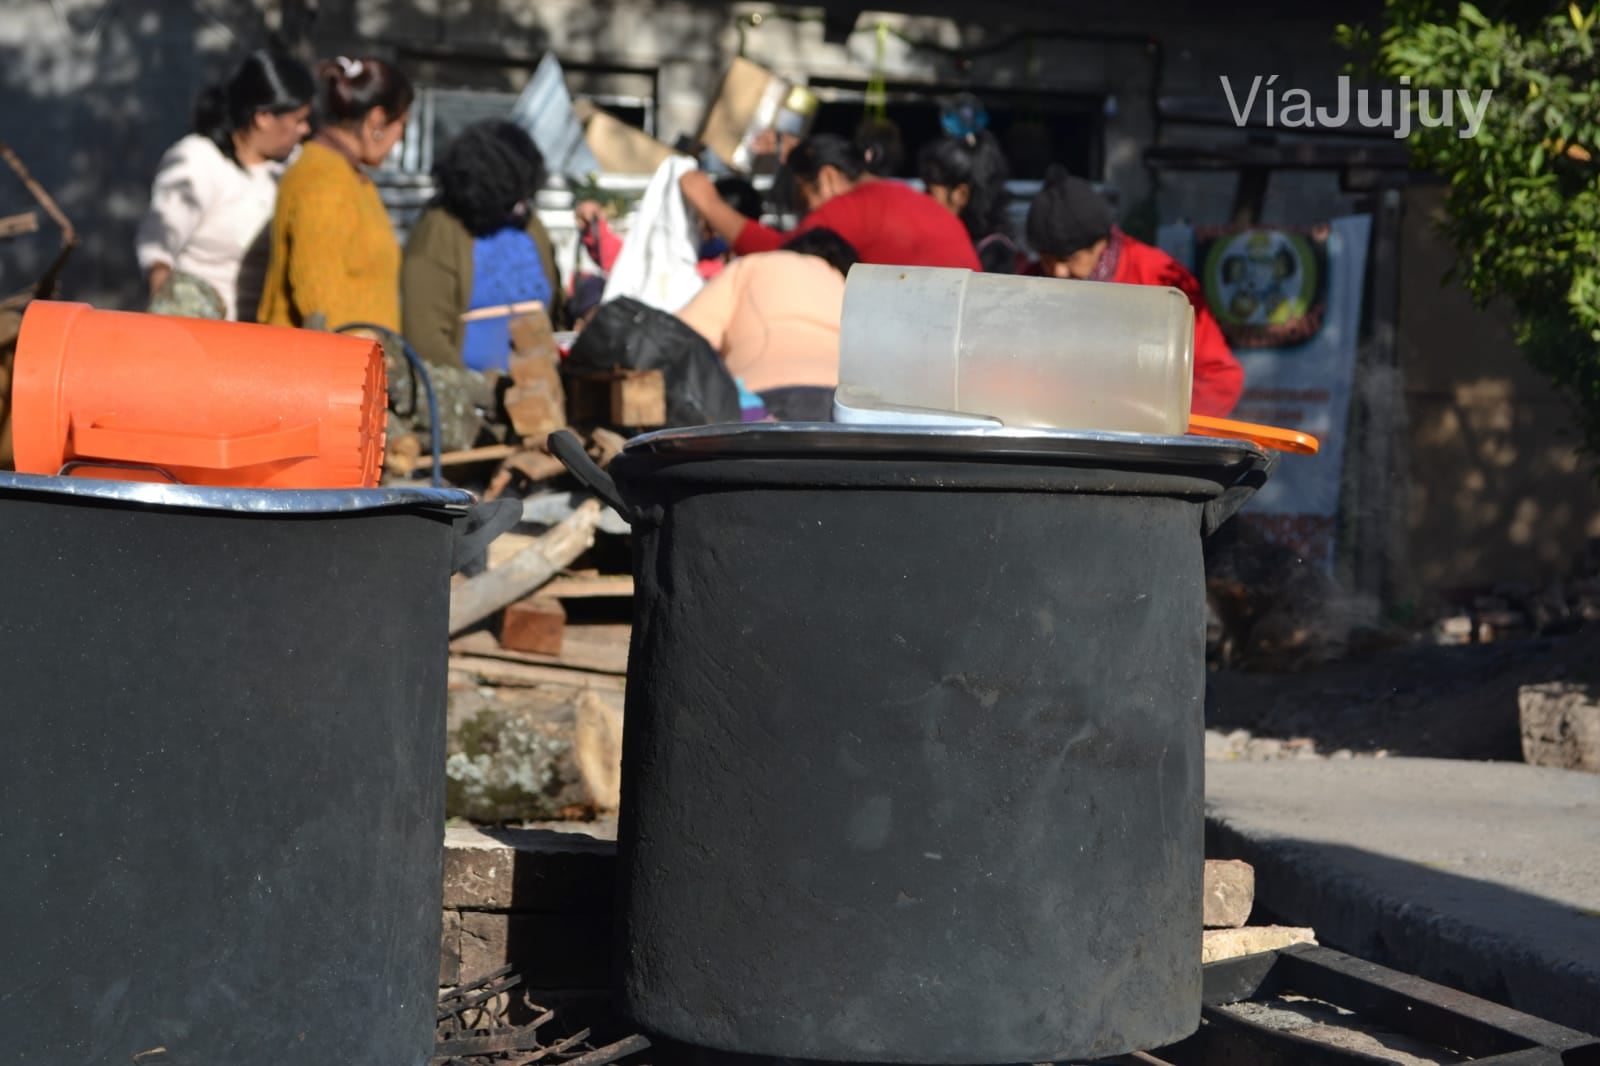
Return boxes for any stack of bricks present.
[440,826,621,1033]
[1202,858,1316,962]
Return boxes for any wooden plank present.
[0,211,38,239]
[488,532,539,571]
[543,574,634,599]
[414,443,519,470]
[460,299,545,323]
[448,654,627,692]
[452,624,629,676]
[449,498,602,635]
[574,690,624,811]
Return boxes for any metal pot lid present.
[624,422,1270,471]
[0,470,475,516]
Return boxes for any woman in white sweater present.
[135,50,314,320]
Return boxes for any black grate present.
[1124,944,1600,1066]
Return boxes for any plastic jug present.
[12,301,388,488]
[836,264,1196,436]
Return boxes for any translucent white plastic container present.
[835,264,1196,435]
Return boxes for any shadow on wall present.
[0,0,267,307]
[1398,184,1600,603]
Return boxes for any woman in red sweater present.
[1025,168,1244,418]
[680,134,980,271]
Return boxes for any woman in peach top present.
[674,228,858,421]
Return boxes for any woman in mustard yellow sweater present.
[257,56,412,331]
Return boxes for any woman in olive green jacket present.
[400,121,567,372]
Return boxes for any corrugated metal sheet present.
[511,54,602,180]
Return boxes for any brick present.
[501,596,566,656]
[1202,925,1316,963]
[508,314,560,378]
[503,380,566,439]
[1203,859,1255,929]
[443,827,616,911]
[440,909,462,988]
[460,911,613,989]
[609,370,666,427]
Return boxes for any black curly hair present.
[433,120,549,237]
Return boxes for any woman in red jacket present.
[680,134,980,271]
[1025,167,1244,418]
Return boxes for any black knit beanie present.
[1026,166,1115,256]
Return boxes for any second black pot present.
[554,424,1274,1065]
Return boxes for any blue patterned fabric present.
[461,227,551,373]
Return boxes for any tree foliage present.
[1340,2,1600,466]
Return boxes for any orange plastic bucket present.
[12,301,387,488]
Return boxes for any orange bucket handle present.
[1187,413,1320,455]
[70,419,323,471]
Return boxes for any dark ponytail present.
[918,129,1013,241]
[318,56,415,125]
[854,118,904,177]
[193,49,315,165]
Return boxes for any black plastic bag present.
[565,297,741,426]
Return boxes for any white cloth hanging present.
[601,156,705,313]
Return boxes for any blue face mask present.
[698,236,730,261]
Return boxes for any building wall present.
[1397,185,1600,601]
[9,1,1594,601]
[0,0,271,308]
[1,0,1385,310]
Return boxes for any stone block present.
[1202,925,1317,964]
[1520,682,1600,772]
[443,826,616,912]
[1204,859,1255,929]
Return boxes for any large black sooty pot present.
[0,473,520,1066]
[551,424,1274,1065]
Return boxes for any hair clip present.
[941,110,988,140]
[336,56,364,79]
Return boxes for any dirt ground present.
[1207,626,1600,760]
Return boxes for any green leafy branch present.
[1341,1,1600,469]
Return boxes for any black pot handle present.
[450,497,524,574]
[1202,451,1280,537]
[547,429,636,524]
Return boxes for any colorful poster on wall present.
[1157,214,1372,572]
